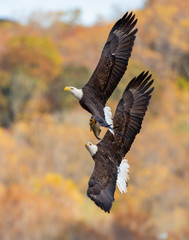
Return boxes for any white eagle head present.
[64,86,83,101]
[85,142,98,156]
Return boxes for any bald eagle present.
[85,71,154,213]
[64,12,138,135]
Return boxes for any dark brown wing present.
[87,72,154,213]
[87,151,117,213]
[83,12,138,105]
[102,71,154,159]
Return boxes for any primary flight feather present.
[85,71,154,213]
[64,12,138,134]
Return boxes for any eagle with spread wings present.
[64,12,138,136]
[85,72,154,212]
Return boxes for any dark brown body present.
[87,71,154,213]
[78,12,138,128]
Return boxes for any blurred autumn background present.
[0,0,189,239]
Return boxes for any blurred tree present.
[0,36,62,126]
[47,65,91,111]
[0,3,188,239]
[112,205,156,239]
[29,9,81,28]
[2,35,62,80]
[178,53,189,80]
[136,0,189,77]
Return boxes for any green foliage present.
[175,121,189,133]
[177,76,189,90]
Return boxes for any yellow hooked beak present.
[64,86,71,92]
[85,143,89,150]
[85,142,91,148]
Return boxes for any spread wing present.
[87,152,117,213]
[87,71,154,213]
[103,71,154,158]
[84,12,138,104]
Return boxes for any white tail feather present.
[104,106,114,134]
[116,159,130,194]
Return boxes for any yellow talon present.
[89,118,96,126]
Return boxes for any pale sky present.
[0,0,145,25]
